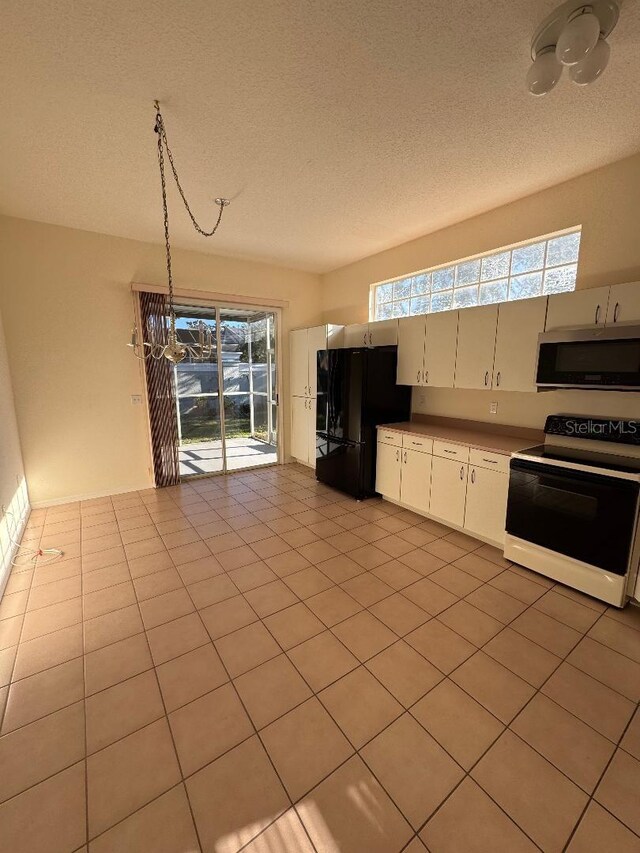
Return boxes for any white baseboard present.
[31,483,152,509]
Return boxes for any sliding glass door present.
[172,304,279,477]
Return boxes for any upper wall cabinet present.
[290,329,311,397]
[606,281,640,326]
[290,324,344,398]
[493,297,548,393]
[396,316,426,386]
[424,311,458,389]
[455,305,499,390]
[546,285,609,330]
[396,311,458,388]
[343,319,398,348]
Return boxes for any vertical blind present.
[139,291,181,487]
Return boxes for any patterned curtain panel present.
[139,291,181,487]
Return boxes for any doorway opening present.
[172,304,279,477]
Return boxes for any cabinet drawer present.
[468,448,510,474]
[402,434,433,453]
[432,440,469,462]
[377,430,403,447]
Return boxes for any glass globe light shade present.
[556,9,601,65]
[569,36,610,84]
[527,48,563,96]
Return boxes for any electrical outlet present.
[131,394,142,405]
[489,401,498,415]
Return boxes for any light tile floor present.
[1,463,639,853]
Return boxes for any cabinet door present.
[307,326,327,398]
[375,441,401,500]
[429,456,467,527]
[291,396,309,461]
[424,310,458,388]
[397,316,426,386]
[400,448,431,515]
[307,397,317,466]
[290,330,309,397]
[343,324,369,347]
[606,281,640,326]
[464,466,509,545]
[454,305,499,390]
[493,297,548,392]
[369,319,398,346]
[546,286,609,329]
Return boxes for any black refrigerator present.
[315,347,411,499]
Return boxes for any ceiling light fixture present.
[527,0,619,95]
[129,101,230,363]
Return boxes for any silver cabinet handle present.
[482,458,498,464]
[403,451,407,463]
[496,371,501,387]
[471,468,475,484]
[614,302,620,323]
[484,371,489,387]
[460,466,465,480]
[369,332,373,345]
[443,449,457,455]
[396,449,400,461]
[411,441,422,446]
[364,332,368,344]
[595,304,600,324]
[417,369,421,382]
[424,370,429,384]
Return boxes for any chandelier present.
[527,1,619,96]
[129,101,230,363]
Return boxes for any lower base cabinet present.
[376,432,510,547]
[375,442,402,499]
[429,456,467,528]
[400,448,432,515]
[291,395,316,466]
[464,465,509,545]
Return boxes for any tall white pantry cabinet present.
[289,325,343,466]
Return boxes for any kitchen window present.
[370,227,582,321]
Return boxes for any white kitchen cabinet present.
[454,305,499,390]
[343,320,398,348]
[343,323,370,347]
[546,286,609,330]
[605,281,640,326]
[291,396,312,463]
[307,325,328,398]
[429,455,467,528]
[493,297,548,393]
[424,310,458,388]
[290,329,310,397]
[375,441,402,500]
[369,319,398,346]
[400,447,431,515]
[464,464,509,545]
[397,316,426,386]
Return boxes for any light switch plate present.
[131,394,143,405]
[489,401,498,415]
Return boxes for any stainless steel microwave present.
[536,325,640,390]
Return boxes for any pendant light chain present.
[127,102,229,364]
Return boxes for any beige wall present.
[322,151,640,326]
[0,302,28,585]
[0,216,322,505]
[322,151,640,430]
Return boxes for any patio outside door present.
[172,304,279,477]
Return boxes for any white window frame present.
[369,226,582,322]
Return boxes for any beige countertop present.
[377,419,543,456]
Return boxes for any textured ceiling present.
[1,1,640,273]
